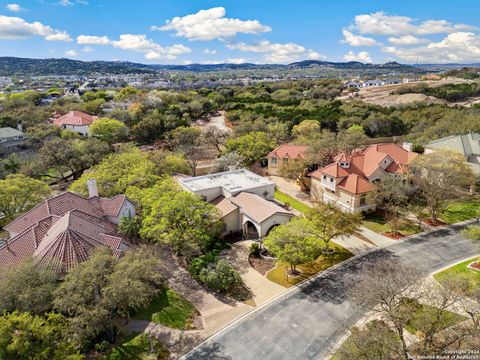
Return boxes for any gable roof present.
[310,162,349,179]
[337,174,374,195]
[229,192,293,223]
[425,133,480,156]
[211,196,238,217]
[53,111,98,127]
[0,127,24,138]
[268,144,308,160]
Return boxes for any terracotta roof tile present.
[337,174,374,194]
[229,192,293,223]
[268,144,307,160]
[53,111,98,127]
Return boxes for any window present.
[271,157,277,165]
[283,158,289,164]
[360,195,367,206]
[323,175,326,180]
[330,177,334,183]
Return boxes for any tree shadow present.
[297,248,397,304]
[181,342,232,360]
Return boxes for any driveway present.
[221,241,286,305]
[181,222,480,360]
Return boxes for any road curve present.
[181,222,479,360]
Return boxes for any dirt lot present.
[340,77,477,107]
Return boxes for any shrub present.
[187,251,218,278]
[249,243,261,257]
[198,260,243,294]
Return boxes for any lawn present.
[266,244,353,288]
[440,199,480,225]
[434,258,480,294]
[404,298,467,335]
[274,189,312,214]
[362,212,421,236]
[106,332,169,360]
[132,288,199,330]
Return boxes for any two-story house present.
[267,144,308,175]
[309,143,417,213]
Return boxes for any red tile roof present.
[53,111,98,127]
[310,143,417,195]
[0,192,132,273]
[337,174,374,194]
[268,144,307,160]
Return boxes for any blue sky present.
[0,0,478,64]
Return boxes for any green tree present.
[292,119,321,140]
[70,147,159,197]
[307,202,361,250]
[148,150,191,176]
[263,218,321,273]
[89,118,128,144]
[198,260,243,294]
[141,191,222,259]
[118,216,142,244]
[0,312,83,360]
[224,131,277,164]
[170,126,207,176]
[54,247,164,347]
[409,151,476,222]
[0,174,51,225]
[0,261,59,314]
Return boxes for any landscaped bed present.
[248,253,275,275]
[265,244,353,288]
[274,189,312,214]
[132,288,200,330]
[434,258,480,294]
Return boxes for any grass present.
[440,199,480,225]
[362,212,421,236]
[266,243,353,288]
[132,288,199,330]
[106,332,169,360]
[404,298,467,335]
[434,258,480,294]
[274,189,312,214]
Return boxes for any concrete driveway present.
[181,222,480,360]
[221,241,286,305]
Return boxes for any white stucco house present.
[176,169,294,239]
[52,111,98,136]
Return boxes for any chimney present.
[87,179,99,198]
[402,142,413,152]
[17,124,23,133]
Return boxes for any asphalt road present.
[181,222,480,360]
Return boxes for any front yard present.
[439,199,480,224]
[132,288,200,330]
[266,244,353,288]
[362,212,421,237]
[434,258,480,294]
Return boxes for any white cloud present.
[0,15,71,41]
[6,4,22,12]
[65,49,78,57]
[341,30,378,46]
[388,35,429,45]
[203,48,217,54]
[353,12,474,36]
[227,40,325,63]
[382,32,480,63]
[111,34,191,60]
[77,35,110,45]
[59,0,72,5]
[82,46,93,52]
[343,50,372,63]
[154,7,271,41]
[226,57,246,64]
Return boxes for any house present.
[384,78,402,85]
[0,179,135,273]
[344,81,362,89]
[52,111,98,136]
[424,133,480,175]
[362,80,384,87]
[267,144,308,175]
[309,143,417,213]
[0,126,27,155]
[176,169,294,239]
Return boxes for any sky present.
[0,0,479,65]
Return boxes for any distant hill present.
[0,56,423,76]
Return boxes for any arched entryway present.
[265,223,280,237]
[243,220,260,240]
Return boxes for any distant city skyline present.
[0,0,478,64]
